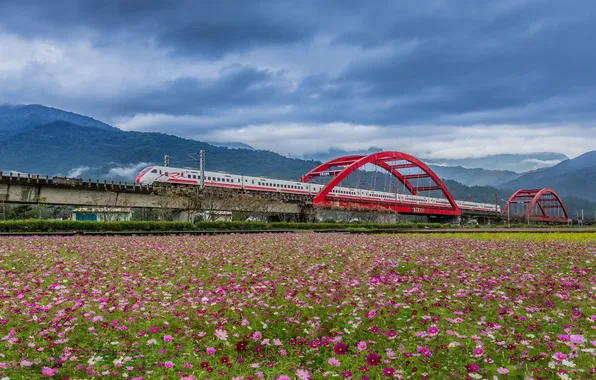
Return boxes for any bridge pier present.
[298,204,316,223]
[426,215,461,225]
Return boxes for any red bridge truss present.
[503,188,569,223]
[299,151,462,216]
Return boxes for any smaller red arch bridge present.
[300,151,468,216]
[503,188,569,223]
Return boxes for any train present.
[135,165,501,212]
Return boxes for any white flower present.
[468,374,482,379]
[562,360,576,368]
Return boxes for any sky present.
[1,0,596,160]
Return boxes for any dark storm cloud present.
[0,0,316,58]
[111,66,290,116]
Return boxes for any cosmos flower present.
[334,343,348,355]
[366,353,381,366]
[215,329,228,341]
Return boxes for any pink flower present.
[163,335,173,343]
[215,329,228,341]
[206,347,215,355]
[553,352,567,361]
[257,372,264,379]
[274,338,283,346]
[252,331,263,341]
[184,363,192,369]
[357,341,367,351]
[328,357,341,367]
[569,335,585,344]
[279,349,287,356]
[497,367,509,374]
[473,347,484,357]
[164,361,174,368]
[296,369,310,380]
[42,367,57,376]
[428,326,438,336]
[276,376,291,380]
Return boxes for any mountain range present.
[0,104,595,211]
[306,147,569,173]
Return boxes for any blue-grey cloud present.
[1,0,596,158]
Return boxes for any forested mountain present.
[500,151,596,202]
[0,104,115,138]
[0,121,318,181]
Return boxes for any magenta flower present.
[427,326,438,336]
[473,347,484,357]
[206,347,215,355]
[42,367,57,376]
[383,367,395,377]
[164,361,174,368]
[334,343,348,355]
[553,352,567,361]
[163,335,173,343]
[366,353,381,366]
[277,376,291,380]
[252,331,263,341]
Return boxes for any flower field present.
[0,233,595,379]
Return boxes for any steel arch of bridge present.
[503,188,569,223]
[299,151,461,216]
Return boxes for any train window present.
[252,180,254,184]
[165,172,168,176]
[151,169,157,173]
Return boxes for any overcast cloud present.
[1,0,595,159]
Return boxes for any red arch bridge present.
[502,188,569,223]
[298,151,499,219]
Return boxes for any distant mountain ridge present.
[0,104,116,138]
[0,120,319,181]
[430,165,522,187]
[306,148,568,173]
[500,150,596,202]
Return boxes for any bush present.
[0,220,453,233]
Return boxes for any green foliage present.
[0,220,452,233]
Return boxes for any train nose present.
[135,173,144,183]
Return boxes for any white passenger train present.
[136,165,500,212]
